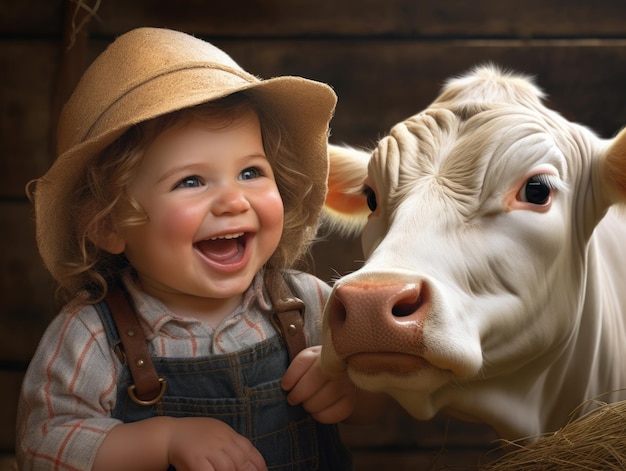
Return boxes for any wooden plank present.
[340,401,498,449]
[91,0,626,38]
[0,41,59,198]
[51,0,96,146]
[0,1,64,35]
[337,390,500,466]
[342,404,502,470]
[0,455,17,471]
[349,447,500,471]
[0,370,24,453]
[0,202,57,364]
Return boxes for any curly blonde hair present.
[55,92,316,303]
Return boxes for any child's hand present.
[93,416,267,471]
[167,417,267,471]
[281,345,356,424]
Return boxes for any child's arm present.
[16,307,266,471]
[92,416,266,471]
[281,345,389,425]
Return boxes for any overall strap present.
[265,269,307,361]
[105,287,167,406]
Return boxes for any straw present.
[482,398,626,470]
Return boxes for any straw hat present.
[31,27,337,286]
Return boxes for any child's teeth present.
[210,232,244,241]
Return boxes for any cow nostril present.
[392,297,422,317]
[389,281,428,318]
[327,294,348,331]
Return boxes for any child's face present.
[114,110,284,310]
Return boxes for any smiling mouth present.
[195,232,248,264]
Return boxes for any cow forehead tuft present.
[436,64,546,110]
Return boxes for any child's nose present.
[210,185,251,215]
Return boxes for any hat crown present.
[57,27,255,154]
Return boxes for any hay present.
[482,399,626,470]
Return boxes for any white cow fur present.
[321,65,626,440]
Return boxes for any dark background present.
[2,1,625,468]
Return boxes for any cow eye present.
[363,185,377,211]
[518,175,552,205]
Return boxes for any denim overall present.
[95,298,353,471]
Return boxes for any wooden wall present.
[2,0,625,468]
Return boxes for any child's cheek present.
[157,204,205,241]
[263,192,285,227]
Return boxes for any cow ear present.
[323,144,372,235]
[603,127,626,206]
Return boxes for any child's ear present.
[89,224,126,255]
[98,233,126,255]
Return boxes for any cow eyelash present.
[530,173,564,191]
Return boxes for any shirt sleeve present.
[283,270,332,347]
[16,303,122,471]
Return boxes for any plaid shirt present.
[16,269,331,471]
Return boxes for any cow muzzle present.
[326,280,432,376]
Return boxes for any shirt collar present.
[120,268,273,338]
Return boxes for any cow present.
[321,65,626,441]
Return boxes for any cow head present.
[321,65,626,437]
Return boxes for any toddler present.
[17,27,362,471]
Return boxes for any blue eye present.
[240,167,261,180]
[175,176,203,189]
